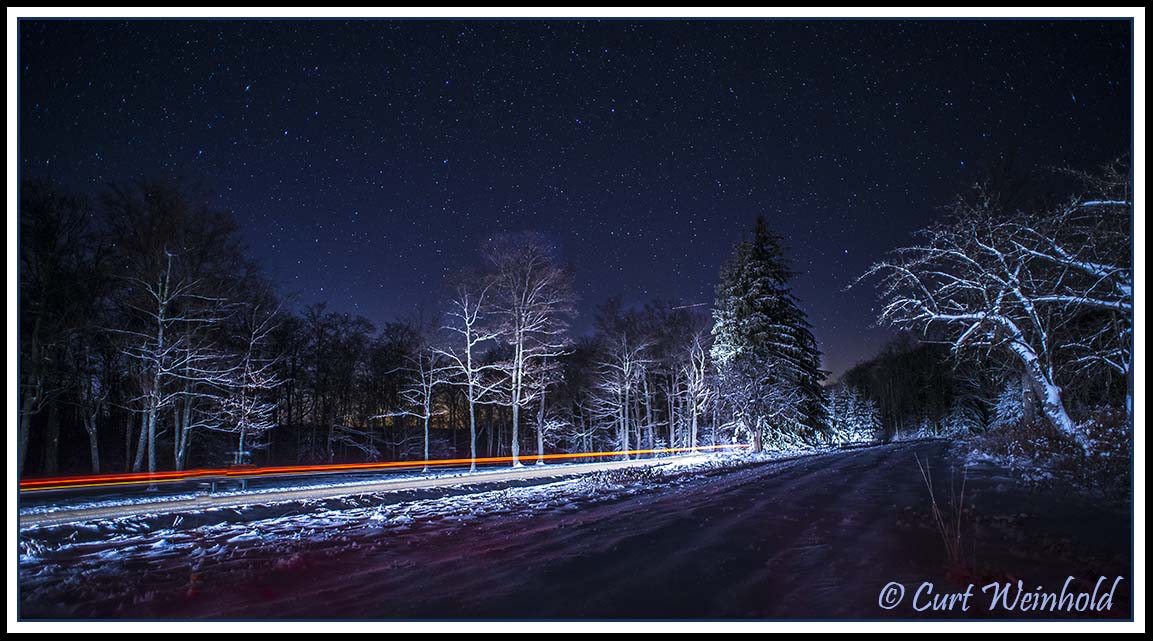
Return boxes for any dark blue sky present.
[19,19,1132,377]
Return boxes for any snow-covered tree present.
[940,399,984,436]
[483,233,575,466]
[826,384,881,445]
[711,217,827,451]
[1014,161,1133,416]
[991,378,1026,429]
[861,160,1132,450]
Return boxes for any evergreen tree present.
[711,217,827,451]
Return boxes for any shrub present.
[974,407,1131,498]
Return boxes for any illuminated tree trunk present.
[535,383,546,465]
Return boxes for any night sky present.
[18,20,1132,377]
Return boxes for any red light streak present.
[19,444,749,492]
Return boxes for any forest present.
[17,158,1133,488]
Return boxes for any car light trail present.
[19,444,750,492]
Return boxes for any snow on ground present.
[19,449,814,617]
[19,441,1132,619]
[963,447,1057,484]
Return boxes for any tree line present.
[18,178,833,478]
[18,156,1132,479]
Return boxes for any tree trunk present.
[180,396,193,470]
[132,412,148,472]
[19,319,44,478]
[125,413,134,471]
[620,386,630,459]
[18,394,35,478]
[1020,370,1038,426]
[146,401,159,484]
[486,405,495,458]
[510,341,522,467]
[1007,337,1083,449]
[238,419,247,466]
[641,374,654,453]
[511,396,522,467]
[84,411,101,474]
[690,403,699,453]
[636,389,645,449]
[43,401,60,476]
[1125,362,1133,419]
[173,405,183,471]
[536,384,546,465]
[326,420,336,463]
[468,383,478,472]
[422,411,430,473]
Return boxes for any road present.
[19,455,703,529]
[19,441,1131,619]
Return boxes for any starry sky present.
[18,19,1132,377]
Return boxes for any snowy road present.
[19,455,704,529]
[20,441,1131,619]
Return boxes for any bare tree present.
[682,330,714,452]
[1009,162,1132,415]
[375,345,449,471]
[99,180,251,476]
[527,355,571,464]
[118,250,235,476]
[18,181,94,476]
[484,233,575,466]
[434,280,503,471]
[592,305,652,459]
[72,344,109,473]
[211,300,283,464]
[862,161,1132,449]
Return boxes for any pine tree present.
[711,217,827,451]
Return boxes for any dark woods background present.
[17,155,1133,494]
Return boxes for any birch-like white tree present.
[592,301,652,458]
[375,345,449,471]
[102,180,250,475]
[682,330,715,452]
[119,250,235,476]
[212,300,283,464]
[434,280,503,471]
[484,233,575,466]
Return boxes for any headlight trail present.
[19,444,749,492]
